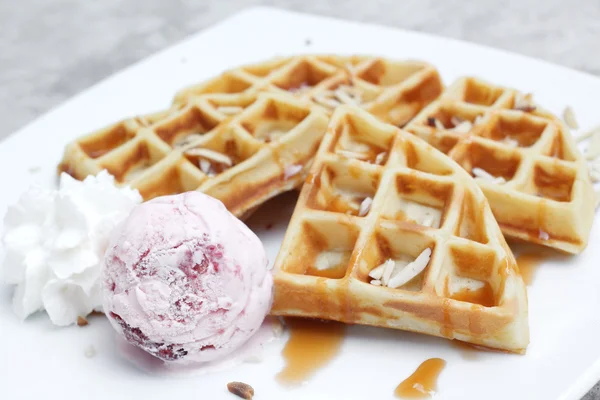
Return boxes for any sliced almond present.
[216,106,244,115]
[186,148,233,166]
[387,248,432,289]
[358,197,373,217]
[563,106,579,130]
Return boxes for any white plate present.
[1,7,600,400]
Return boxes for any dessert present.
[1,171,141,325]
[405,77,596,253]
[57,55,443,219]
[272,106,529,353]
[102,191,273,365]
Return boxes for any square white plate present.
[1,7,600,400]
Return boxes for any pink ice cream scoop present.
[102,192,273,365]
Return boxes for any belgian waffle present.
[272,106,529,353]
[405,77,596,254]
[58,56,442,218]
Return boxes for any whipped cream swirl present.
[1,171,142,326]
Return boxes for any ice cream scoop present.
[102,192,273,365]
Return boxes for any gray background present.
[1,0,599,398]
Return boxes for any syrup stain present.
[450,281,495,307]
[276,318,346,385]
[516,252,547,285]
[395,358,446,398]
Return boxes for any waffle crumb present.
[77,316,89,327]
[227,382,254,399]
[84,345,96,358]
[563,106,580,130]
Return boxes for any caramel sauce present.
[516,252,547,286]
[305,263,348,279]
[450,281,495,307]
[276,318,346,385]
[395,358,446,398]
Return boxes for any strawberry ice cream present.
[102,192,273,365]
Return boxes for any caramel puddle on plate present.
[276,318,346,385]
[395,358,446,398]
[516,251,548,286]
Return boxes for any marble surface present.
[2,0,600,398]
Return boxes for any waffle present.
[405,77,596,254]
[272,106,529,353]
[173,55,442,128]
[58,55,442,218]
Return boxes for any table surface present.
[2,1,599,398]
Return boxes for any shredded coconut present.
[369,279,382,286]
[538,229,550,241]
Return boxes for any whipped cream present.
[1,171,142,326]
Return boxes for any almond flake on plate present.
[576,125,600,143]
[563,106,580,130]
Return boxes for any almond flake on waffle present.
[406,76,596,253]
[58,55,444,218]
[216,106,244,115]
[472,167,506,184]
[358,197,373,217]
[272,106,529,353]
